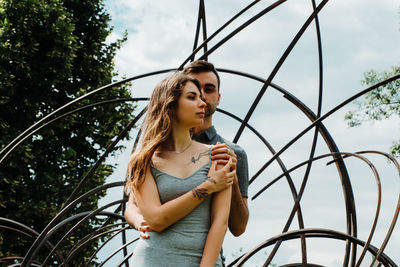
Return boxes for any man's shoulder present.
[216,134,247,157]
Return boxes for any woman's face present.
[174,81,206,128]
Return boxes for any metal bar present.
[233,228,397,267]
[178,0,262,69]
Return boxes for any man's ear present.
[217,93,221,105]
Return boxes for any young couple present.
[125,60,249,266]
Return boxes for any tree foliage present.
[345,66,400,157]
[0,0,134,264]
[345,9,400,157]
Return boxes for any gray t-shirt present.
[193,126,249,198]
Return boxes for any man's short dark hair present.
[182,60,221,90]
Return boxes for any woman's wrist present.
[204,177,218,193]
[196,180,215,195]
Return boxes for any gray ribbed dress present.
[130,151,222,267]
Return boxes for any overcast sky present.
[100,1,400,265]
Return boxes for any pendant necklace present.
[175,140,192,154]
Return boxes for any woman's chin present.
[190,121,204,128]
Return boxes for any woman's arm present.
[134,159,235,232]
[211,142,249,236]
[199,173,232,266]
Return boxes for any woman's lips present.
[197,112,205,118]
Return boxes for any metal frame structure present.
[1,0,399,266]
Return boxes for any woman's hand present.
[206,157,235,193]
[211,142,237,171]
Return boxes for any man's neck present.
[193,116,213,135]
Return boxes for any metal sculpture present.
[1,0,399,266]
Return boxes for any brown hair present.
[126,72,200,193]
[183,60,220,91]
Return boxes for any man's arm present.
[211,143,249,236]
[228,173,248,236]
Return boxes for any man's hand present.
[125,193,154,239]
[211,142,237,171]
[135,218,153,239]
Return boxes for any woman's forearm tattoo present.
[206,176,216,184]
[191,150,209,164]
[191,187,209,200]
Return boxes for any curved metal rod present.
[63,106,147,207]
[245,74,400,258]
[248,152,382,266]
[119,194,130,267]
[0,69,175,164]
[263,0,328,261]
[216,108,307,263]
[69,222,128,260]
[6,260,42,267]
[190,0,208,61]
[217,67,357,265]
[0,218,65,264]
[23,69,396,265]
[0,97,146,170]
[179,0,262,69]
[45,211,124,262]
[21,181,124,267]
[98,237,139,267]
[95,198,131,267]
[232,228,397,267]
[197,0,288,63]
[60,214,124,266]
[232,0,328,143]
[83,226,133,267]
[353,151,400,265]
[43,199,125,266]
[247,73,400,186]
[117,250,135,267]
[215,69,351,187]
[279,264,324,267]
[273,151,379,267]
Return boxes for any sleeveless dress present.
[130,149,222,267]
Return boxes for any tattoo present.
[191,187,209,200]
[191,150,209,164]
[206,176,216,184]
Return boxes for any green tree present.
[345,9,400,158]
[345,66,400,157]
[0,0,134,264]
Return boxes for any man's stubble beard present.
[205,103,217,118]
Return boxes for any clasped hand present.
[206,142,237,192]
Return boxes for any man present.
[125,60,249,254]
[182,60,249,236]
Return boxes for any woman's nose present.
[199,98,206,107]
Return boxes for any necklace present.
[174,140,193,154]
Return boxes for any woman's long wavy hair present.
[126,72,200,194]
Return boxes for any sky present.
[98,0,400,266]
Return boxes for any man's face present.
[189,71,220,118]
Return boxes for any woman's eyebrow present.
[186,91,198,95]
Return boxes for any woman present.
[126,72,235,266]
